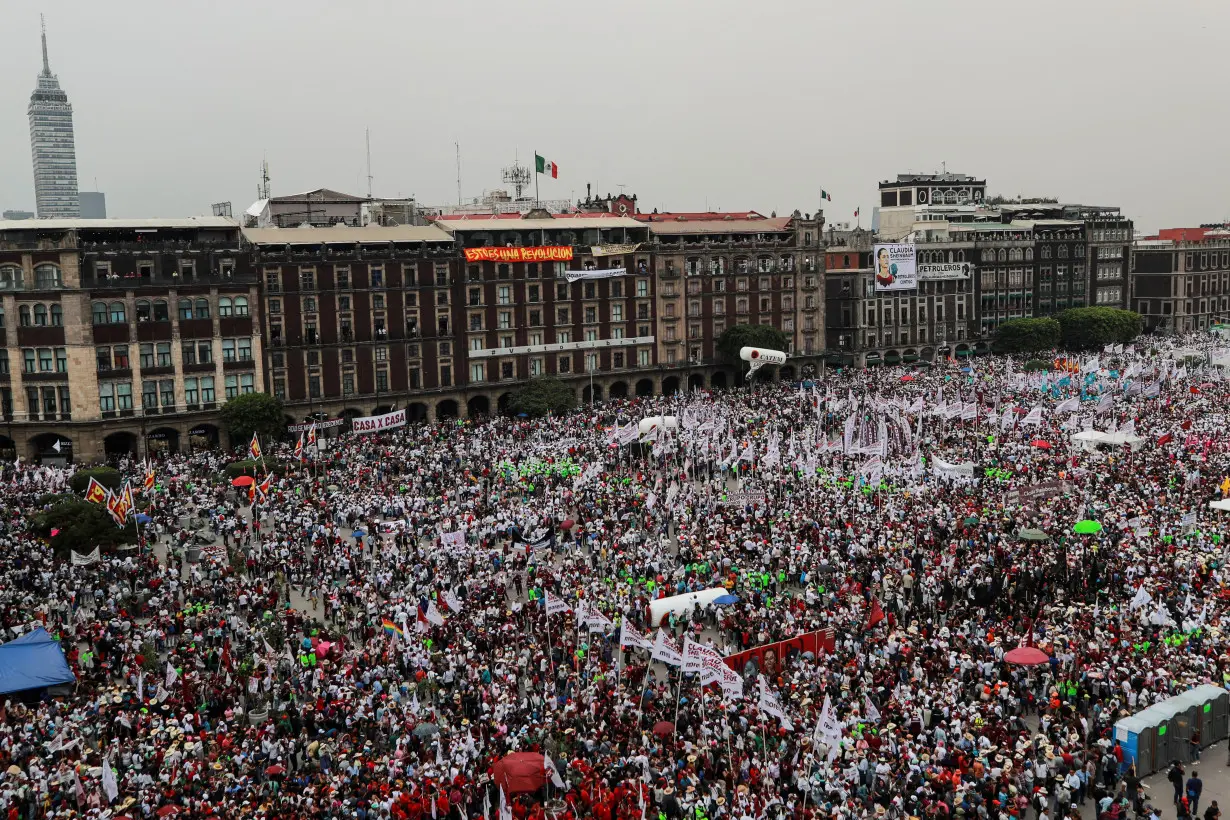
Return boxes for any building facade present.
[1132,229,1230,333]
[643,211,826,383]
[0,218,259,463]
[28,23,79,219]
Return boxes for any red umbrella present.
[1030,440,1052,449]
[265,764,286,776]
[561,519,576,530]
[652,720,675,737]
[899,375,915,382]
[231,476,254,487]
[492,752,547,795]
[1003,646,1050,665]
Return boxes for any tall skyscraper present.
[28,16,79,218]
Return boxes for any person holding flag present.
[249,432,262,461]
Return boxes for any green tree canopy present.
[508,377,576,418]
[1056,307,1143,351]
[993,317,1061,355]
[30,496,137,557]
[69,466,122,495]
[219,393,285,449]
[715,324,790,366]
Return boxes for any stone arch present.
[779,365,797,382]
[661,375,681,396]
[340,407,365,422]
[187,423,221,451]
[581,384,602,404]
[407,402,430,422]
[146,427,180,455]
[0,434,14,462]
[437,399,460,421]
[687,373,705,391]
[104,431,139,459]
[921,346,936,363]
[30,432,72,463]
[635,378,654,397]
[711,371,729,389]
[371,405,394,416]
[467,395,490,417]
[608,381,628,398]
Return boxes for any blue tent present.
[0,627,76,695]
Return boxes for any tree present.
[30,496,137,557]
[219,393,285,449]
[224,459,290,479]
[1056,307,1143,351]
[716,324,790,366]
[993,318,1061,355]
[508,377,576,418]
[69,466,122,495]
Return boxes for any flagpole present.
[534,151,540,208]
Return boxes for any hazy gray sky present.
[3,0,1226,232]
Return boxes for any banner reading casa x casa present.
[463,246,574,263]
[351,409,407,433]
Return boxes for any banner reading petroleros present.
[463,246,574,263]
[873,243,917,291]
[351,409,407,434]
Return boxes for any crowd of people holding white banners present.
[2,332,1230,820]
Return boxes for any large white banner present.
[71,547,100,566]
[931,457,975,479]
[351,409,407,433]
[563,268,626,283]
[873,244,917,291]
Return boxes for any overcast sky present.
[2,0,1226,232]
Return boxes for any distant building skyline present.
[28,16,79,218]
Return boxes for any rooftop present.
[646,217,795,236]
[635,211,767,223]
[269,188,367,203]
[243,225,453,245]
[0,217,238,231]
[880,173,985,188]
[434,215,644,231]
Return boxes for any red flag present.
[1157,433,1174,447]
[867,598,885,629]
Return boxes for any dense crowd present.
[3,334,1230,820]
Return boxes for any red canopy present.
[1003,646,1050,666]
[652,720,674,737]
[1030,440,1052,449]
[493,752,547,795]
[231,476,255,487]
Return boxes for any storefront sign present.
[287,418,347,433]
[351,409,407,433]
[463,246,574,263]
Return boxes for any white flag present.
[1128,586,1152,610]
[757,676,794,731]
[1055,397,1080,414]
[863,695,881,724]
[499,787,513,820]
[425,600,446,626]
[70,547,100,566]
[545,754,566,789]
[165,662,179,689]
[1021,406,1044,427]
[651,629,683,667]
[682,637,724,675]
[584,606,614,633]
[137,671,144,702]
[620,621,654,650]
[544,591,572,615]
[440,590,463,613]
[101,756,119,803]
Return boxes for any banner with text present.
[723,629,836,675]
[873,243,918,292]
[563,268,626,283]
[463,246,574,263]
[351,409,408,434]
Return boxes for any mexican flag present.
[820,190,832,201]
[535,154,558,178]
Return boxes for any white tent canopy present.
[1071,429,1144,450]
[648,587,729,626]
[1209,499,1230,512]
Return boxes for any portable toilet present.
[1113,713,1155,775]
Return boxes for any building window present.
[143,380,157,410]
[558,355,571,373]
[37,348,53,372]
[529,357,543,376]
[155,342,171,367]
[470,363,485,383]
[109,302,127,323]
[139,343,154,369]
[638,349,651,367]
[637,279,649,297]
[300,270,316,290]
[222,339,236,362]
[34,264,62,289]
[160,380,175,407]
[33,304,47,326]
[184,378,199,406]
[498,286,511,305]
[98,382,116,412]
[0,266,22,289]
[200,376,215,403]
[225,375,240,399]
[195,299,210,319]
[218,297,233,317]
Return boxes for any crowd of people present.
[2,334,1230,820]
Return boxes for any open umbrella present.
[413,723,439,738]
[652,720,675,737]
[1030,439,1052,449]
[351,530,367,539]
[899,375,915,382]
[265,764,286,776]
[135,513,153,524]
[713,594,739,605]
[1018,529,1050,542]
[560,519,575,530]
[493,752,548,795]
[1074,520,1102,535]
[1003,646,1050,666]
[156,807,182,818]
[231,476,254,487]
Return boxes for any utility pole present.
[365,128,373,200]
[456,143,462,207]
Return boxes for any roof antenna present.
[365,128,373,199]
[40,14,51,75]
